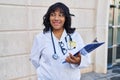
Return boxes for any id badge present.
[68,41,76,49]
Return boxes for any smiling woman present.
[49,9,65,39]
[30,2,91,80]
[43,2,75,34]
[50,9,65,31]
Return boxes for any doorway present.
[108,0,120,68]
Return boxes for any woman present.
[30,2,91,80]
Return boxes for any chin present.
[53,27,62,30]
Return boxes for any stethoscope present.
[51,31,73,60]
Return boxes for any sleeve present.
[30,34,43,69]
[70,32,91,69]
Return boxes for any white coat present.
[30,30,91,80]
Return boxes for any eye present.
[50,13,55,17]
[59,13,64,17]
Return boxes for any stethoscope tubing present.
[51,31,73,60]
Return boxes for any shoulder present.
[35,31,51,41]
[71,31,84,43]
[36,32,44,38]
[34,32,44,42]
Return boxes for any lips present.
[52,21,61,26]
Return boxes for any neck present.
[52,28,64,40]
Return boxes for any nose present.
[54,15,59,20]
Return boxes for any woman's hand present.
[65,53,81,65]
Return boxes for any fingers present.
[76,52,81,58]
[65,56,75,64]
[65,53,81,64]
[69,53,76,60]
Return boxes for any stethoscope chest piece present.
[52,54,59,60]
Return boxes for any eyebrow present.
[51,8,64,13]
[50,11,64,15]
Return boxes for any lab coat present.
[30,30,91,80]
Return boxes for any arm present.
[65,53,91,69]
[65,32,91,69]
[65,53,81,65]
[30,34,43,69]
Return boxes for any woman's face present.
[50,9,65,30]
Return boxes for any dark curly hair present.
[43,2,75,34]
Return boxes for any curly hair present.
[43,2,75,34]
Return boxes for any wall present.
[0,0,109,80]
[94,0,110,73]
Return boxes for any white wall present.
[94,0,110,73]
[0,0,109,79]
